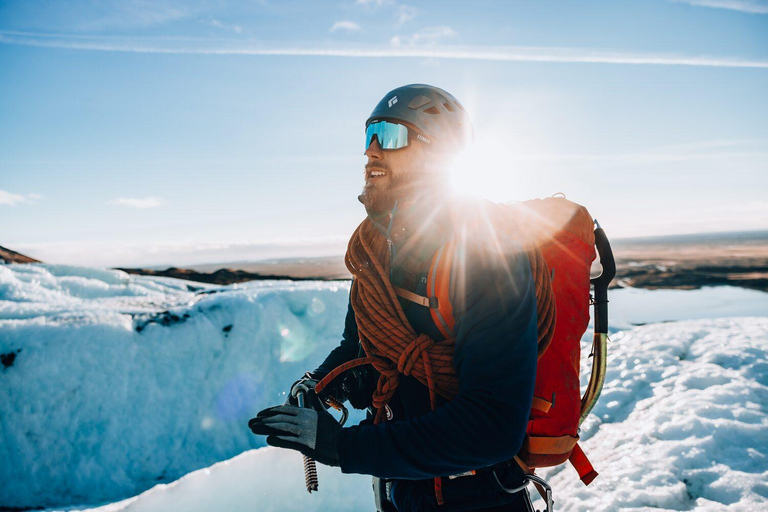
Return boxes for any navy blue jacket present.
[314,200,538,511]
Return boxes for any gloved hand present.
[248,391,342,467]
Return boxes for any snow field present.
[0,263,202,320]
[537,318,768,511]
[77,448,373,512]
[87,318,768,512]
[82,317,768,512]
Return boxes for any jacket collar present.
[368,191,453,258]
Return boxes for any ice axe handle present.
[295,389,319,493]
[590,222,615,334]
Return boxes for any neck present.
[369,188,453,253]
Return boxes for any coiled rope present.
[315,217,556,425]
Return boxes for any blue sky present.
[1,0,767,267]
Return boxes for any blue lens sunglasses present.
[365,120,431,151]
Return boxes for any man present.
[249,84,538,511]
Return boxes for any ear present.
[422,150,453,177]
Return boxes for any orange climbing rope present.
[314,217,556,504]
[315,216,555,423]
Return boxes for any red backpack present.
[425,196,603,486]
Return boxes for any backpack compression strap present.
[569,443,599,485]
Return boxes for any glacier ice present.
[77,318,768,512]
[0,263,351,509]
[1,263,767,511]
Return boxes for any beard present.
[358,164,418,214]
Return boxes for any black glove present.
[248,392,342,467]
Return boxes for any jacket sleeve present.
[311,293,360,399]
[336,242,538,479]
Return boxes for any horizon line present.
[1,30,767,69]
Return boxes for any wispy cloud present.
[1,30,767,69]
[668,0,768,14]
[330,21,361,33]
[502,149,768,164]
[391,26,456,47]
[74,0,201,32]
[476,139,768,164]
[396,5,418,25]
[208,19,243,34]
[355,0,418,25]
[0,190,42,206]
[109,196,165,208]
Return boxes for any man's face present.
[359,134,429,214]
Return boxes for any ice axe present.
[291,382,349,494]
[580,219,616,423]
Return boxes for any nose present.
[365,136,384,160]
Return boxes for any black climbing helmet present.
[366,84,473,153]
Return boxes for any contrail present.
[1,30,767,69]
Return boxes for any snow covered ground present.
[75,448,374,512]
[75,319,768,512]
[1,263,767,511]
[536,317,768,511]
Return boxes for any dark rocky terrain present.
[610,231,768,292]
[3,230,767,292]
[115,266,343,284]
[0,245,41,264]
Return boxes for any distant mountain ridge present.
[0,245,40,264]
[116,266,344,284]
[4,234,767,291]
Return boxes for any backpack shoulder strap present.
[390,239,457,340]
[427,239,457,339]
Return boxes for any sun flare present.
[448,136,530,202]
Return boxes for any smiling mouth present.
[366,169,388,184]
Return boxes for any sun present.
[449,136,525,202]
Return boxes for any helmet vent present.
[408,96,432,109]
[423,106,441,115]
[443,102,455,112]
